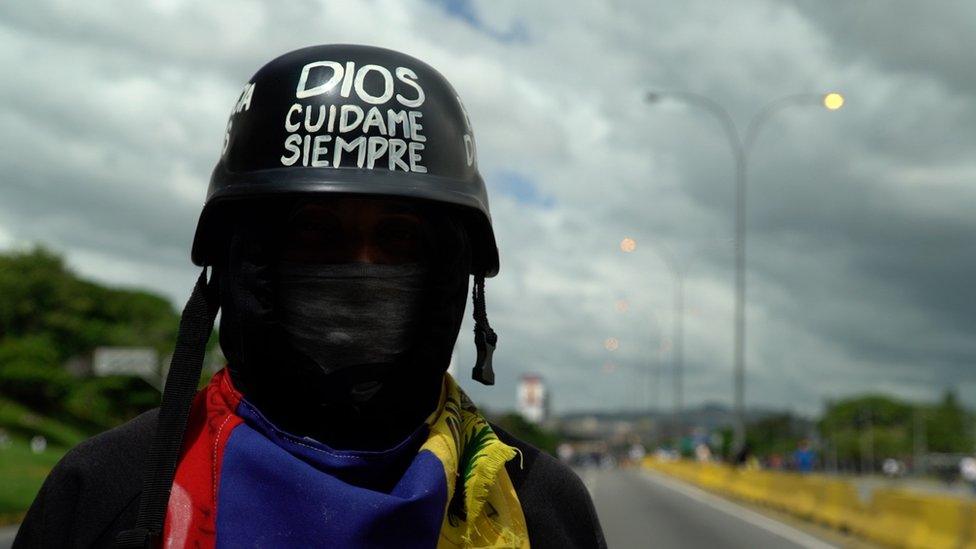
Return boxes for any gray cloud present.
[0,0,973,416]
[792,0,976,98]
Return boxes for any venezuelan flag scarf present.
[162,368,529,548]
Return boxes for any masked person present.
[14,45,606,549]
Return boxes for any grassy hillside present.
[0,247,183,524]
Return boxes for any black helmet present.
[117,45,501,548]
[191,44,499,277]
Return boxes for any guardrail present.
[643,458,976,548]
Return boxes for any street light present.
[645,90,843,453]
[823,92,845,111]
[619,237,727,438]
[620,237,637,253]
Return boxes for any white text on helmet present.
[280,103,428,172]
[295,61,425,108]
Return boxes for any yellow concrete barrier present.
[964,505,976,549]
[642,458,976,548]
[859,489,926,547]
[914,493,974,549]
[807,477,865,533]
[862,489,975,549]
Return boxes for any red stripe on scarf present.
[163,369,243,548]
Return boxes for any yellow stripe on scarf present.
[421,374,530,548]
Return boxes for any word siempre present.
[281,61,428,172]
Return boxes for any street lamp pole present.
[655,250,685,439]
[624,239,686,437]
[638,240,721,439]
[645,91,843,453]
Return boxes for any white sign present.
[93,347,159,378]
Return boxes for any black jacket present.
[14,409,606,548]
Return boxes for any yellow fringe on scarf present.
[421,374,530,549]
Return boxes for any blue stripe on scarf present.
[215,401,449,548]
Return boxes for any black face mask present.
[273,261,430,399]
[216,206,471,449]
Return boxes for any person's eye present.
[293,215,340,234]
[384,222,421,242]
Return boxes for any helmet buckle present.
[472,326,496,385]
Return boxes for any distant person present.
[793,440,815,473]
[733,442,752,466]
[960,456,976,494]
[628,443,646,464]
[16,45,605,548]
[882,457,904,478]
[694,443,712,463]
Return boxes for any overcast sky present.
[1,0,974,416]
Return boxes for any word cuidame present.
[283,104,425,141]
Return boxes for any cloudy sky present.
[1,0,974,416]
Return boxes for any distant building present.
[517,374,549,424]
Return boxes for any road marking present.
[0,524,20,549]
[640,470,837,549]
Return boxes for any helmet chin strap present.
[471,273,497,385]
[116,269,220,548]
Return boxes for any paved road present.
[0,525,17,549]
[584,467,837,549]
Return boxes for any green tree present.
[746,413,808,458]
[491,413,561,456]
[927,390,973,453]
[817,392,973,471]
[0,335,71,411]
[0,246,180,433]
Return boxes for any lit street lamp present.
[620,237,637,253]
[645,90,844,453]
[823,93,845,110]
